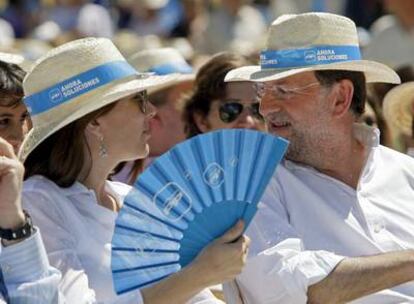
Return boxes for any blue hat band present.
[24,61,138,116]
[260,45,361,69]
[148,62,193,75]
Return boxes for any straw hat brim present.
[19,74,176,161]
[225,60,400,84]
[147,74,195,94]
[383,81,414,137]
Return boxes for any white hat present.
[19,38,176,161]
[225,12,400,84]
[0,52,24,65]
[0,51,31,71]
[0,18,15,49]
[383,82,414,137]
[128,48,195,93]
[142,0,168,10]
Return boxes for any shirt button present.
[373,223,384,233]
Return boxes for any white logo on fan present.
[203,163,224,187]
[134,232,157,256]
[183,171,192,180]
[229,156,239,167]
[153,182,192,221]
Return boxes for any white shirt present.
[0,231,61,304]
[23,176,220,304]
[224,124,414,304]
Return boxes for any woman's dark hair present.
[182,52,254,138]
[314,70,366,117]
[0,60,25,107]
[24,102,117,187]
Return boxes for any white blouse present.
[23,175,219,304]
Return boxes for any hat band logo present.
[24,61,138,116]
[260,45,361,69]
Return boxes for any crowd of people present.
[0,0,414,303]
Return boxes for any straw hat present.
[225,12,400,84]
[0,52,24,65]
[19,38,176,161]
[128,48,195,93]
[383,82,414,137]
[142,0,168,10]
[0,51,31,71]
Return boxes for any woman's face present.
[95,91,156,162]
[195,81,265,133]
[0,102,30,154]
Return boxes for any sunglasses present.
[219,101,263,123]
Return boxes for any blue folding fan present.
[111,129,288,294]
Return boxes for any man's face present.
[258,71,334,165]
[148,81,193,157]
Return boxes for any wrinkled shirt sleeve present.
[224,177,345,304]
[22,190,143,304]
[186,288,225,303]
[0,230,62,304]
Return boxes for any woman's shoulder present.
[24,175,62,193]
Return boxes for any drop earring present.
[99,136,108,158]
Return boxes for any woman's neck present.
[81,160,119,211]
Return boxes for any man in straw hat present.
[7,37,249,303]
[223,12,414,303]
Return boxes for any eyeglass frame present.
[135,90,150,114]
[255,81,323,102]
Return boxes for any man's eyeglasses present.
[219,102,264,123]
[136,90,149,114]
[255,82,321,101]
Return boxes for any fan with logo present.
[111,129,288,294]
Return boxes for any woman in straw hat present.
[15,38,249,303]
[0,53,29,154]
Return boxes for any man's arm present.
[308,250,414,304]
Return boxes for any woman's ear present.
[85,118,103,139]
[193,112,210,133]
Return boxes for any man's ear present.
[329,79,354,118]
[193,112,211,133]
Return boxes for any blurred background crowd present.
[1,0,414,156]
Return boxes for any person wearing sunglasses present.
[183,52,265,138]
